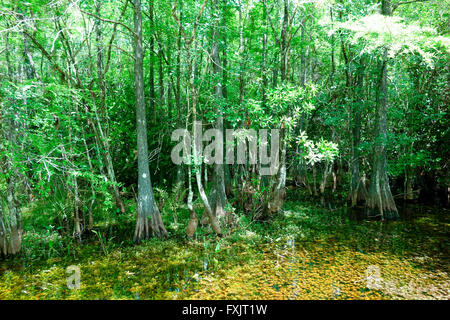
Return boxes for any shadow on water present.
[335,200,449,270]
[344,201,450,223]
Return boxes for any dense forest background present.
[0,0,448,300]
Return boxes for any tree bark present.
[149,0,156,124]
[366,0,398,220]
[280,0,289,82]
[210,0,228,219]
[350,58,368,206]
[267,125,286,215]
[133,0,167,241]
[262,0,268,107]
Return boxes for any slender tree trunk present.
[170,0,220,236]
[266,2,290,214]
[262,0,268,107]
[351,58,368,206]
[313,166,318,196]
[0,113,22,256]
[300,25,306,87]
[238,3,245,104]
[133,0,167,241]
[0,205,7,256]
[95,1,104,113]
[149,0,156,123]
[221,0,233,197]
[330,6,335,85]
[404,167,414,200]
[280,0,289,82]
[158,42,165,110]
[210,0,227,219]
[175,4,184,187]
[4,27,14,80]
[185,160,197,238]
[190,61,221,235]
[0,161,22,256]
[320,161,332,194]
[267,125,286,214]
[23,32,39,82]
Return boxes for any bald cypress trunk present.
[366,0,398,220]
[133,0,167,241]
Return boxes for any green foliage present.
[0,0,448,300]
[338,13,449,63]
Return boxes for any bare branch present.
[171,0,208,46]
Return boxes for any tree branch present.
[23,30,68,84]
[79,8,136,37]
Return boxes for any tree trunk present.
[280,0,289,82]
[238,4,245,104]
[174,4,185,188]
[267,125,286,215]
[171,0,220,236]
[133,0,167,241]
[299,25,307,87]
[350,58,368,206]
[366,0,398,220]
[210,0,227,219]
[4,170,22,255]
[320,161,332,194]
[149,0,156,124]
[158,43,165,110]
[262,0,268,107]
[0,138,22,256]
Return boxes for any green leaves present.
[338,13,450,64]
[297,131,339,165]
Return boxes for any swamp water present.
[0,202,448,299]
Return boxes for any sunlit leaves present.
[337,13,450,64]
[297,131,338,165]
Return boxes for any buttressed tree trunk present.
[133,0,167,241]
[366,0,398,220]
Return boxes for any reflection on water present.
[157,202,448,299]
[342,201,449,223]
